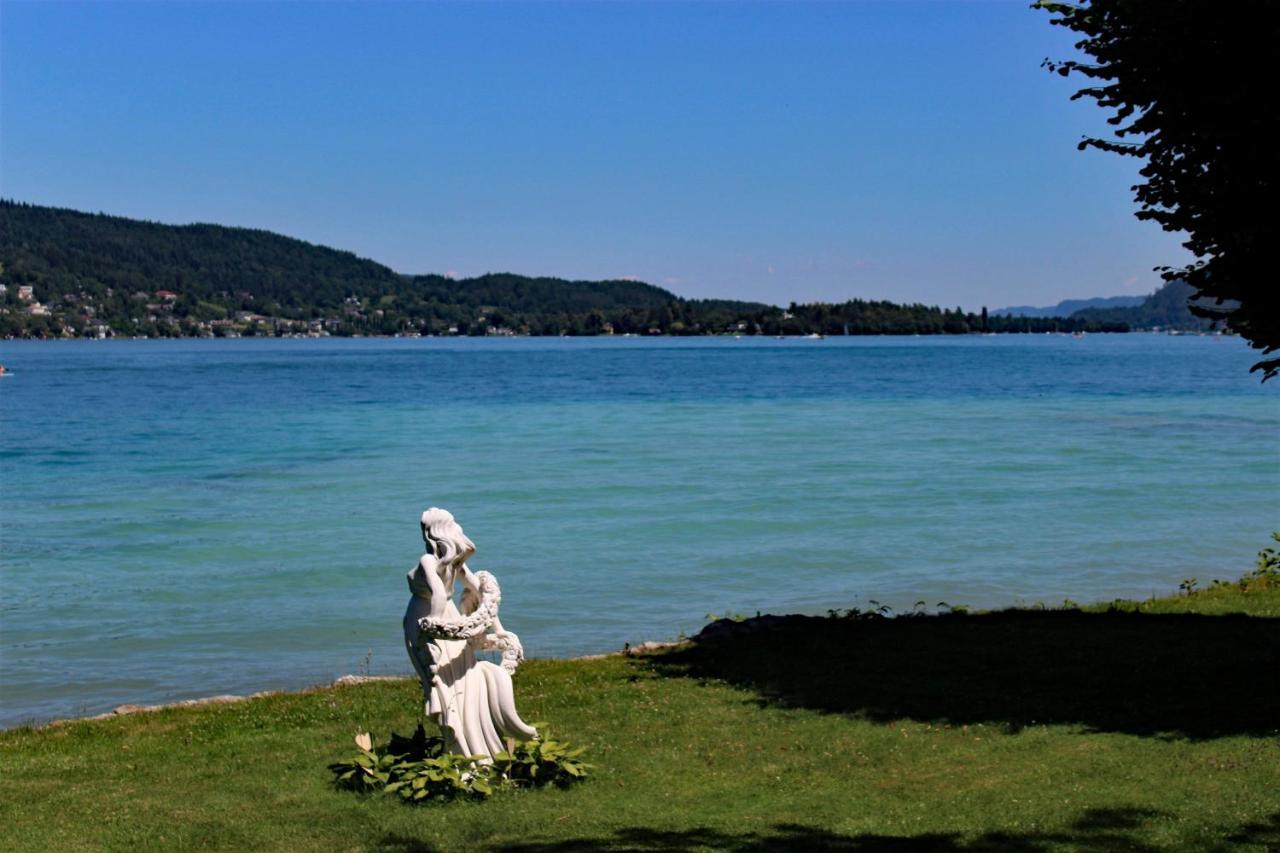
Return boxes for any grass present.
[2,582,1278,851]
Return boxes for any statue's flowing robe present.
[404,590,536,758]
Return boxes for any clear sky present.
[0,0,1188,309]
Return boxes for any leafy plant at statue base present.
[329,723,588,804]
[491,728,589,788]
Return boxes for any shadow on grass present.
[646,608,1280,738]
[464,807,1271,852]
[373,808,1280,851]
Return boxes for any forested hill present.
[1,200,1127,338]
[0,200,742,334]
[0,199,401,304]
[1069,280,1217,332]
[992,294,1145,318]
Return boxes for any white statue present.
[402,508,538,758]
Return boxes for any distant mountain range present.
[1069,280,1219,331]
[0,200,1150,338]
[992,295,1146,318]
[994,283,1218,332]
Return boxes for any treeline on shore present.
[0,200,1163,339]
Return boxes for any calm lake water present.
[1,334,1276,726]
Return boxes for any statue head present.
[420,507,476,567]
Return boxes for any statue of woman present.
[402,508,538,759]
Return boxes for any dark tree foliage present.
[1037,0,1280,378]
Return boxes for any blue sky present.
[1,1,1187,309]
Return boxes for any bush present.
[329,724,588,804]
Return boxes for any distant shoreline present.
[2,202,1214,340]
[1,328,1229,343]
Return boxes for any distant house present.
[26,302,49,316]
[17,285,34,301]
[155,290,178,301]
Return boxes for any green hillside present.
[1,200,1128,338]
[0,200,749,337]
[0,199,403,305]
[1071,280,1217,331]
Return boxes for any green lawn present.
[2,584,1278,851]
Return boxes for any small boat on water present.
[803,332,825,340]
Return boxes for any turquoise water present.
[1,334,1276,726]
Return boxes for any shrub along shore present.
[3,567,1278,851]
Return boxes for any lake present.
[1,334,1276,726]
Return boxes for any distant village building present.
[155,290,178,301]
[17,285,34,301]
[25,302,50,316]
